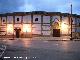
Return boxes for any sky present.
[0,0,80,15]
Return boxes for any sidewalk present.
[0,36,80,41]
[0,36,70,41]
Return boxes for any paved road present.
[1,39,80,60]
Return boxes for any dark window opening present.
[35,18,38,21]
[17,18,19,21]
[3,20,5,22]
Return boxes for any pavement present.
[0,37,80,60]
[0,36,80,42]
[0,36,73,41]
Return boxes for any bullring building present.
[0,11,80,38]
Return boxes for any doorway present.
[53,29,60,37]
[14,28,21,38]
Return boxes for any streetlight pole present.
[70,4,73,40]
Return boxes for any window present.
[3,19,5,22]
[17,18,19,21]
[35,18,38,21]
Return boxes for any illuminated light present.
[61,23,68,30]
[7,24,13,34]
[4,57,10,58]
[61,22,68,34]
[19,57,23,58]
[26,57,28,59]
[23,24,31,32]
[14,57,16,58]
[52,22,60,29]
[60,41,69,51]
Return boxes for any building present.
[0,11,80,38]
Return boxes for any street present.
[0,38,80,60]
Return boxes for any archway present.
[51,19,60,37]
[14,28,21,38]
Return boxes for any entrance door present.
[53,29,60,37]
[14,28,21,38]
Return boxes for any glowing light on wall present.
[23,24,31,32]
[61,22,69,34]
[7,24,13,34]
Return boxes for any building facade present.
[0,11,80,38]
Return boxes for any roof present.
[0,11,80,18]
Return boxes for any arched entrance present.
[51,18,60,37]
[14,28,21,38]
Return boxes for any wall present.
[7,16,13,24]
[61,16,70,35]
[42,16,51,35]
[32,15,41,35]
[0,17,7,35]
[0,12,80,38]
[23,15,31,23]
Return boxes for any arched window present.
[35,18,38,21]
[17,18,19,21]
[3,19,5,22]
